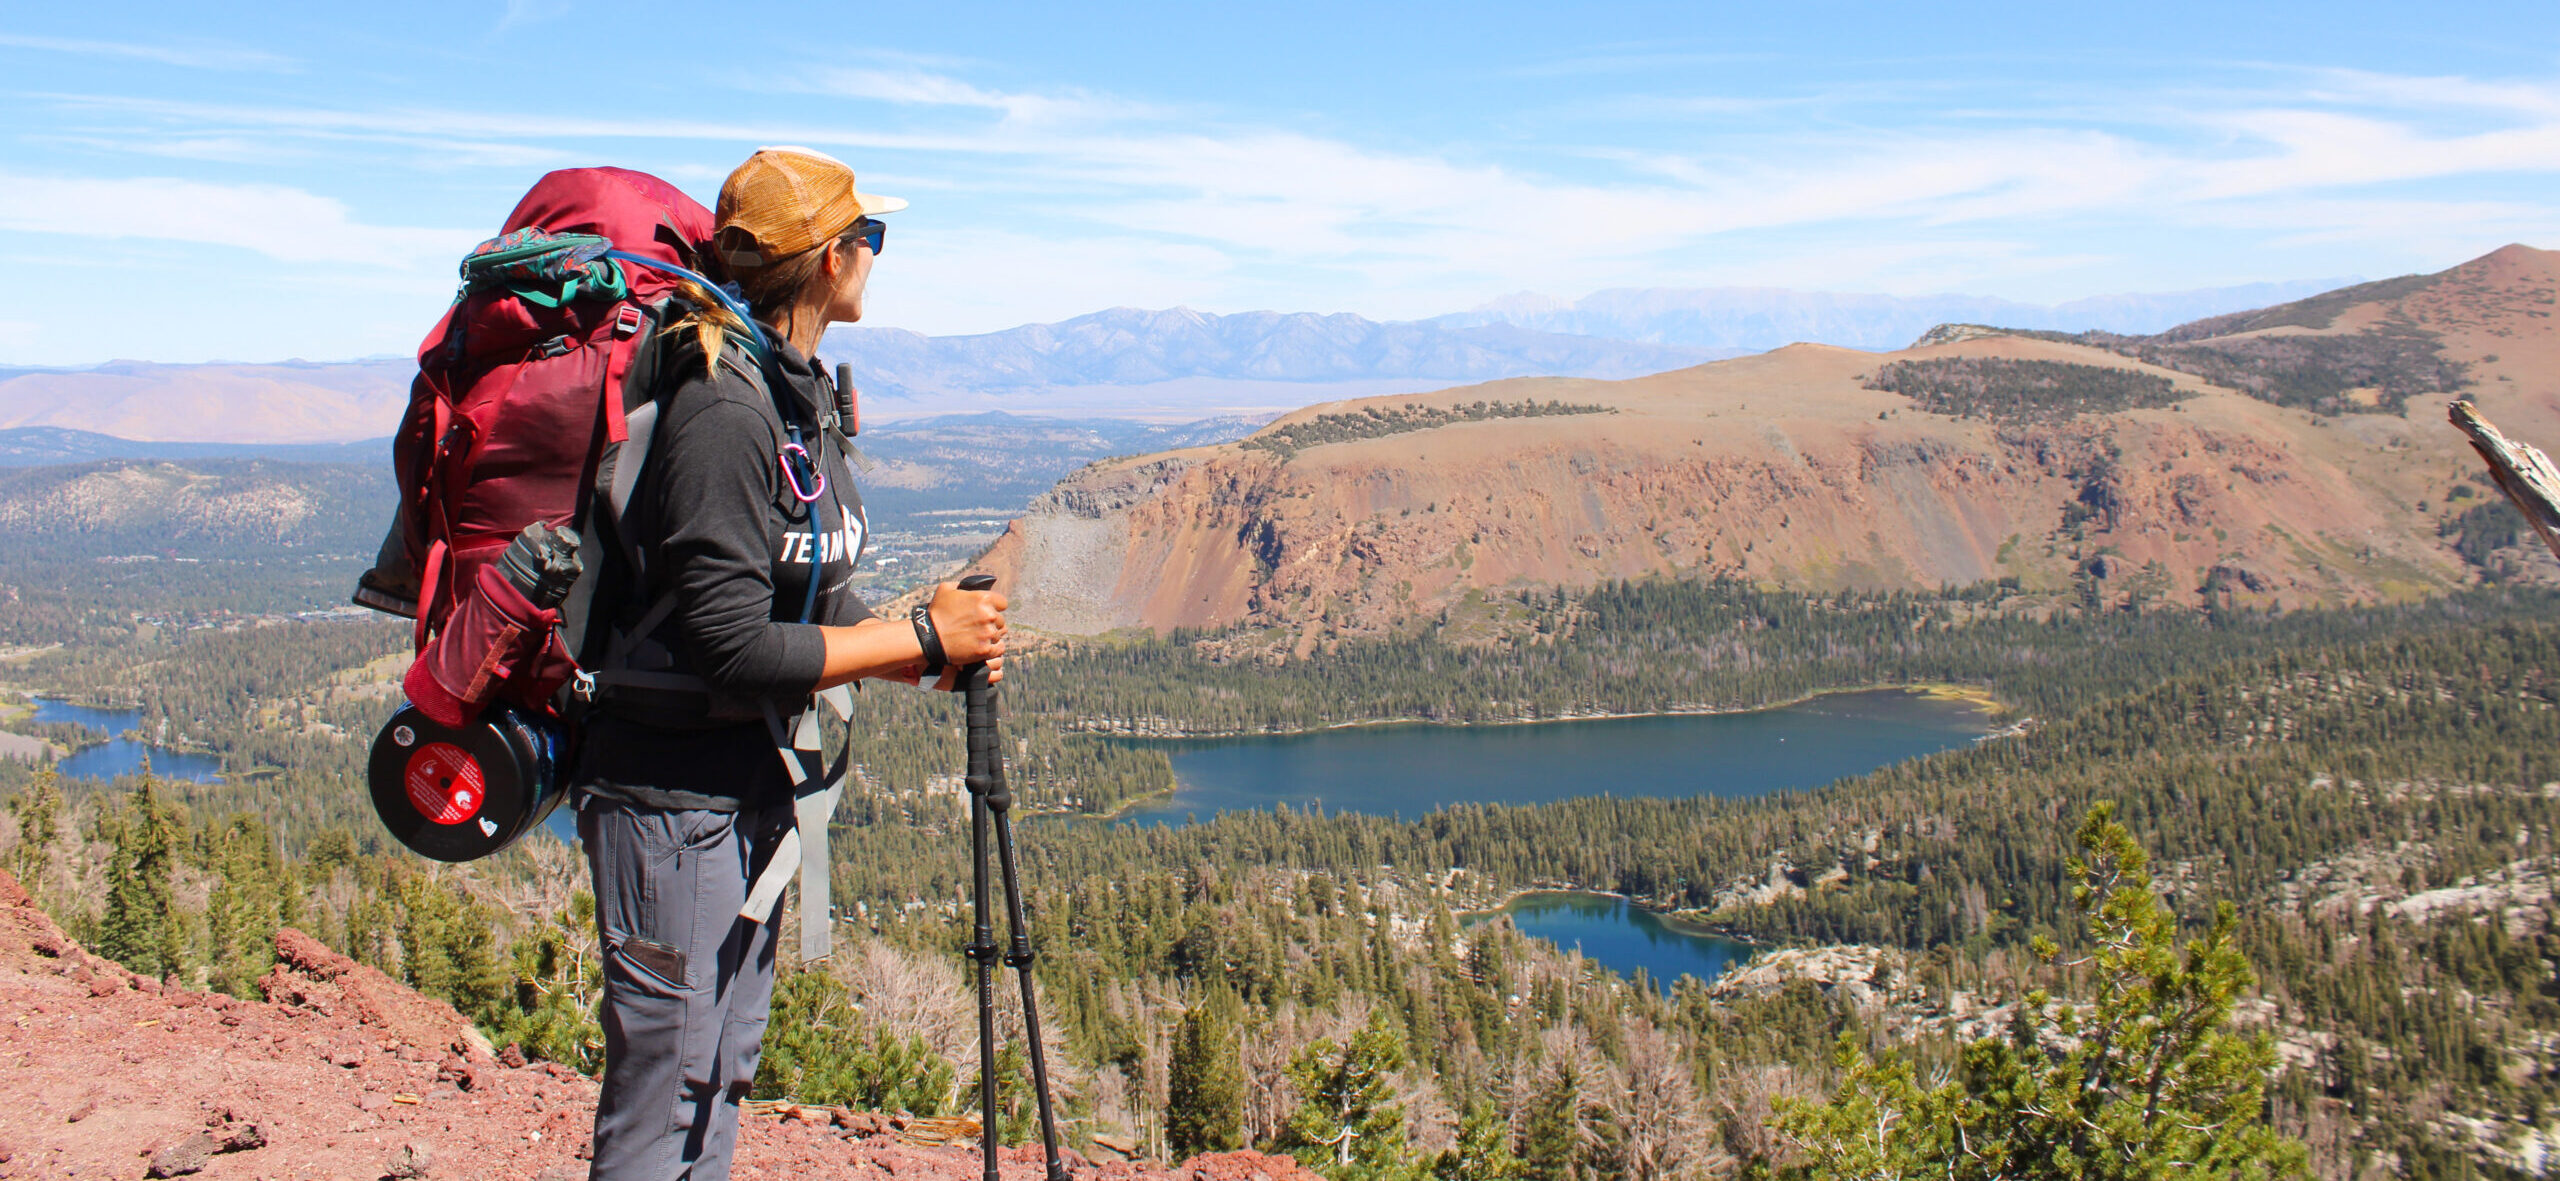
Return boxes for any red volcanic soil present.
[0,869,1313,1180]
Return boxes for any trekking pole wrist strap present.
[911,603,948,682]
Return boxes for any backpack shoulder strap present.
[565,319,787,723]
[560,299,678,664]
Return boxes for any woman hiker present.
[574,146,1006,1180]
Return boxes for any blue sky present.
[3,1,2557,364]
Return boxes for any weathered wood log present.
[2450,399,2560,563]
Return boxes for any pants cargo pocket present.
[585,799,748,1179]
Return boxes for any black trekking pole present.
[957,574,1070,1181]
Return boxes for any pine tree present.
[203,814,287,998]
[1282,1010,1415,1179]
[1433,1103,1522,1181]
[4,768,62,904]
[1517,1064,1582,1181]
[343,866,399,975]
[1772,802,2314,1178]
[306,827,359,873]
[1168,990,1246,1157]
[499,892,606,1075]
[966,1042,1037,1145]
[93,777,184,981]
[393,868,511,1028]
[755,966,957,1115]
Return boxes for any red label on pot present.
[404,742,485,826]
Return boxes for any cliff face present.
[978,246,2560,639]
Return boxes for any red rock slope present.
[0,869,1312,1180]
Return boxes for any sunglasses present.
[838,218,886,257]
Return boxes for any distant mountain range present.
[822,307,1732,416]
[1434,279,2351,352]
[0,427,388,467]
[2,279,2355,442]
[0,359,415,444]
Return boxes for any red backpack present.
[355,167,721,858]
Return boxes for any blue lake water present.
[28,699,226,783]
[1468,891,1753,994]
[1113,688,1989,825]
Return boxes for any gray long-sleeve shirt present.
[575,333,874,809]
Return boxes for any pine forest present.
[7,551,2558,1177]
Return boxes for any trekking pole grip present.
[957,575,1004,807]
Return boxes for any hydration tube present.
[600,251,765,361]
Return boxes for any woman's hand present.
[929,580,1007,667]
[814,579,1007,691]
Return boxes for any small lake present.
[1114,688,1990,825]
[1468,891,1752,995]
[28,699,226,783]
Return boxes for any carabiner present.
[779,443,826,503]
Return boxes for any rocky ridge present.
[0,868,1314,1180]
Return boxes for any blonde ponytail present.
[666,239,831,377]
[668,280,753,378]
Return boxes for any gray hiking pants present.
[580,795,792,1181]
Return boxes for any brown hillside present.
[977,246,2560,638]
[0,360,411,444]
[0,462,344,541]
[0,867,1312,1180]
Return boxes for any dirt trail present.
[0,869,1313,1180]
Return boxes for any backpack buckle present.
[614,305,645,337]
[537,335,575,359]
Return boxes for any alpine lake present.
[1108,688,1996,993]
[28,699,226,783]
[504,686,1991,993]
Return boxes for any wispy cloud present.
[32,92,1001,155]
[796,67,1171,124]
[0,31,293,71]
[15,56,2560,341]
[494,0,574,33]
[2189,108,2560,198]
[807,69,1015,109]
[1510,49,1771,79]
[0,173,476,267]
[2175,195,2560,251]
[874,229,1237,327]
[71,59,2560,219]
[2297,68,2560,118]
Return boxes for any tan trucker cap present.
[714,146,907,269]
